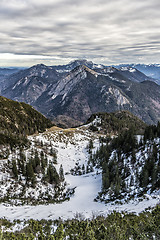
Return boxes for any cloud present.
[0,0,160,66]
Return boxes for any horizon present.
[1,59,160,69]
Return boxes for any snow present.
[96,64,104,69]
[56,69,70,73]
[12,79,22,89]
[120,67,136,73]
[40,69,46,77]
[0,128,160,221]
[0,171,159,220]
[129,68,136,73]
[120,67,129,71]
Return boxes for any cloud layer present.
[0,0,160,66]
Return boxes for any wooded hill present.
[0,96,52,146]
[87,110,146,135]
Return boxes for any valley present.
[0,120,160,221]
[0,61,160,238]
[1,0,160,237]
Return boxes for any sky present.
[0,0,160,67]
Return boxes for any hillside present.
[86,110,146,135]
[0,96,52,147]
[94,123,160,204]
[0,108,160,240]
[0,111,159,211]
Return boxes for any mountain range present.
[1,60,160,126]
[0,67,26,92]
[115,63,160,83]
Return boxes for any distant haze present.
[0,0,160,67]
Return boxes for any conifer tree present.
[54,224,64,240]
[12,160,18,179]
[47,164,59,185]
[59,164,65,182]
[26,161,35,183]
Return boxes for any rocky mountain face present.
[2,61,160,126]
[2,64,66,105]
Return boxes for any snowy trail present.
[0,172,159,220]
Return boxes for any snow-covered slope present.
[0,126,160,220]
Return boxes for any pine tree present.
[130,175,134,186]
[102,164,110,190]
[54,224,64,240]
[0,229,3,240]
[34,150,40,168]
[26,161,35,183]
[12,159,18,179]
[152,143,158,162]
[131,149,136,165]
[82,164,85,174]
[47,164,59,185]
[59,164,65,182]
[142,168,149,188]
[88,139,94,154]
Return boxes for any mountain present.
[0,67,22,79]
[0,95,53,147]
[34,65,160,125]
[52,59,105,72]
[1,60,160,238]
[0,67,25,92]
[52,60,156,83]
[2,64,66,105]
[115,64,160,84]
[95,65,155,83]
[2,62,160,126]
[86,110,146,135]
[132,64,160,83]
[0,116,160,239]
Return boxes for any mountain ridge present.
[2,60,160,126]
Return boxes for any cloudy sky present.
[0,0,160,66]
